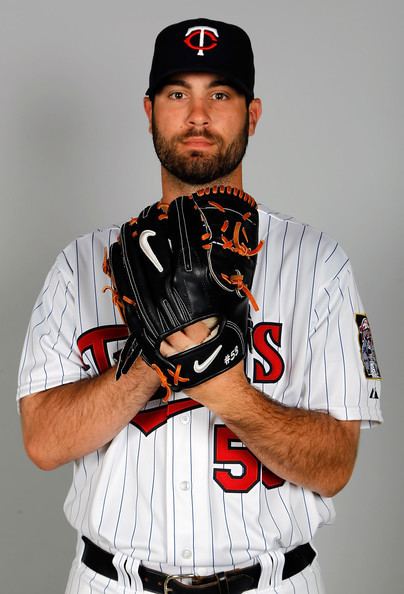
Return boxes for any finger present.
[163,330,194,352]
[182,322,210,344]
[159,339,179,357]
[161,317,220,356]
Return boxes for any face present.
[144,73,261,185]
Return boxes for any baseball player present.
[17,18,382,594]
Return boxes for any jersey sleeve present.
[16,250,90,407]
[303,245,383,427]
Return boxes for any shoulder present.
[257,202,350,273]
[55,224,121,274]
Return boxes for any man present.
[17,18,382,594]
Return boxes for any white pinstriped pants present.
[65,538,326,594]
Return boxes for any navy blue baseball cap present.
[146,18,255,101]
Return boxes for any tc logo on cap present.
[184,26,219,56]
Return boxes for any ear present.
[248,98,262,136]
[143,96,153,133]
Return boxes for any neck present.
[160,165,244,204]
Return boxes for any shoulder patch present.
[355,314,382,380]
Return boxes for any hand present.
[185,359,249,407]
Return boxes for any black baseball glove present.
[105,186,263,400]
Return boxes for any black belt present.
[81,537,316,592]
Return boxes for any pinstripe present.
[304,233,323,410]
[271,553,279,588]
[289,492,305,543]
[278,221,288,325]
[39,279,61,389]
[130,431,142,548]
[322,290,332,413]
[259,214,272,395]
[61,249,74,274]
[113,426,130,548]
[58,353,65,383]
[91,233,100,326]
[80,454,99,536]
[318,496,333,524]
[146,431,158,561]
[207,410,216,570]
[51,282,71,349]
[332,257,349,281]
[107,230,119,340]
[71,459,84,526]
[301,567,310,593]
[261,487,282,551]
[68,327,77,360]
[89,570,97,593]
[222,490,235,565]
[301,490,313,540]
[347,282,355,314]
[278,490,294,548]
[280,225,306,403]
[75,240,84,335]
[324,241,338,263]
[257,482,269,550]
[263,488,282,543]
[189,412,197,572]
[27,312,46,391]
[239,493,252,560]
[336,277,348,417]
[26,279,51,389]
[77,457,88,527]
[262,213,272,320]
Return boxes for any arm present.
[186,361,360,498]
[20,358,160,471]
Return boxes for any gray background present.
[1,0,402,592]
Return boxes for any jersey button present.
[179,481,190,491]
[182,549,192,559]
[181,414,190,424]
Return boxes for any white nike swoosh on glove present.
[139,230,163,272]
[193,345,223,373]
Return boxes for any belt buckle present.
[164,574,195,594]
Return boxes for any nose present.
[186,98,210,128]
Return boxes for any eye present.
[168,91,186,100]
[211,92,229,101]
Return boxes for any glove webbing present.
[196,188,264,311]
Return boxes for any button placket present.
[171,405,194,566]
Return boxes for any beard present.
[151,112,250,185]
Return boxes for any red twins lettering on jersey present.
[252,322,285,383]
[77,325,128,374]
[76,321,286,383]
[184,26,219,56]
[131,398,203,436]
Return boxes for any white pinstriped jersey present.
[17,204,382,575]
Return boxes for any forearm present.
[20,358,160,470]
[188,365,360,497]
